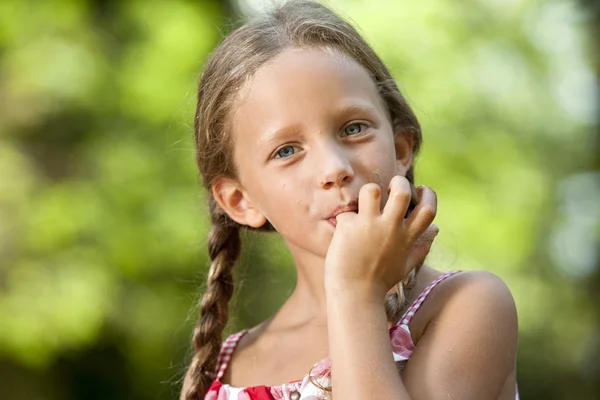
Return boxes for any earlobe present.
[211,178,267,228]
[244,207,268,228]
[394,130,414,175]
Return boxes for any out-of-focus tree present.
[575,0,600,396]
[0,0,598,399]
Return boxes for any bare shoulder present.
[403,270,519,398]
[415,269,517,330]
[179,367,192,400]
[423,269,518,333]
[441,270,516,316]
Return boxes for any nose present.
[318,145,355,190]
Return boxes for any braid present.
[383,265,422,377]
[385,182,422,324]
[384,266,422,324]
[184,196,241,400]
[384,181,423,374]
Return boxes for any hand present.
[324,176,438,300]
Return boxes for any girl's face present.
[222,48,413,257]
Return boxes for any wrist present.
[324,277,388,305]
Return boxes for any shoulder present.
[180,367,193,400]
[402,271,518,398]
[415,269,517,320]
[419,269,519,360]
[427,270,517,327]
[410,269,518,348]
[409,269,518,353]
[443,270,516,313]
[179,330,247,400]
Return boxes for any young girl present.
[181,1,519,399]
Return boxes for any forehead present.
[231,47,386,145]
[239,47,381,103]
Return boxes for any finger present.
[382,175,412,222]
[334,210,355,226]
[405,184,420,218]
[406,224,439,268]
[406,186,437,238]
[358,183,382,217]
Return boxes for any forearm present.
[326,284,411,400]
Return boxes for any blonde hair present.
[184,1,423,398]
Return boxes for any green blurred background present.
[1,0,599,398]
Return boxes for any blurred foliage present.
[0,0,599,399]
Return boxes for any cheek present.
[263,186,313,238]
[288,180,312,216]
[262,178,311,219]
[361,143,398,183]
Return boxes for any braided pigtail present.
[384,265,422,325]
[184,196,241,400]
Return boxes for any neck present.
[275,241,330,328]
[265,239,442,332]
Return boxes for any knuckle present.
[420,204,437,218]
[425,187,438,201]
[392,175,408,184]
[390,187,411,202]
[362,183,381,196]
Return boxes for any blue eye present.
[275,145,296,158]
[344,123,364,136]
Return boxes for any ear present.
[394,130,414,176]
[211,177,267,228]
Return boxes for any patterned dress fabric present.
[204,271,516,399]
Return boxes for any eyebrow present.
[256,124,302,152]
[333,102,380,118]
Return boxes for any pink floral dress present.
[205,271,516,400]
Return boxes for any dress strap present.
[215,329,249,381]
[398,270,461,326]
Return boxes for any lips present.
[326,199,359,227]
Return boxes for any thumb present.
[406,224,439,268]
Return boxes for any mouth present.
[326,198,359,227]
